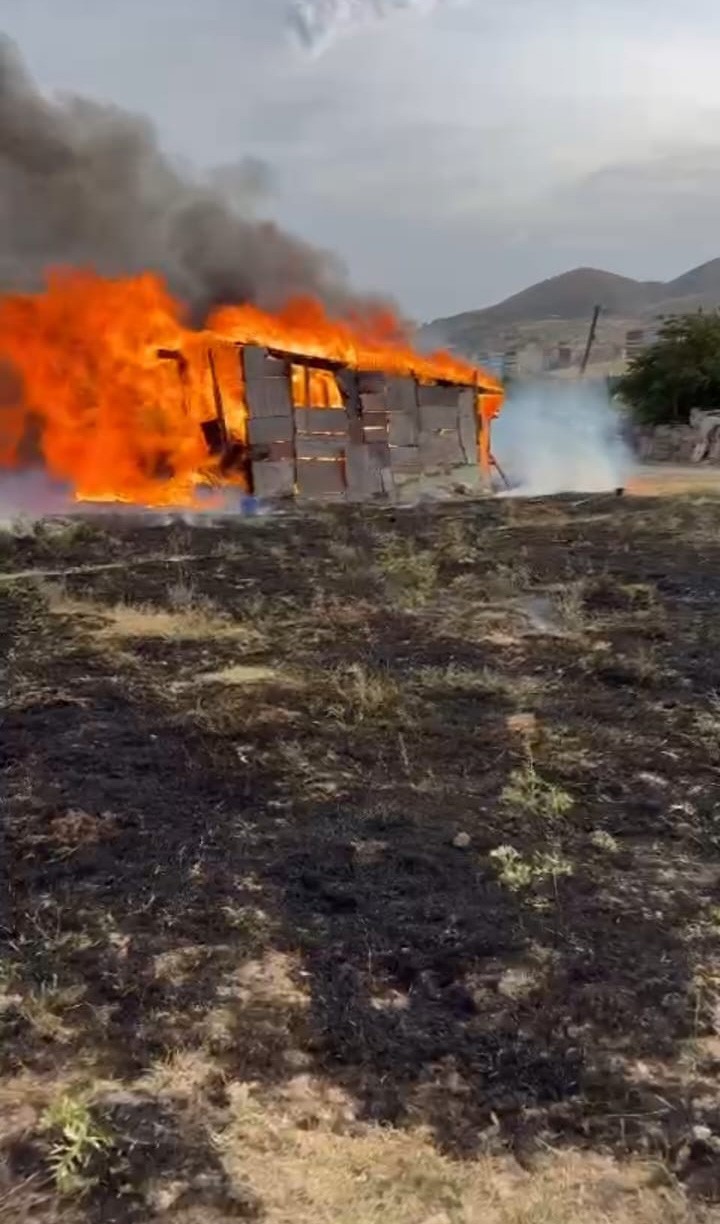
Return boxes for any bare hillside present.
[421,259,720,355]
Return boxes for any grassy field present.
[2,492,720,1222]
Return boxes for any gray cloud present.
[521,144,720,282]
[287,0,453,52]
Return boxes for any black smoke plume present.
[0,37,375,321]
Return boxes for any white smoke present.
[0,471,73,526]
[288,0,452,52]
[491,380,634,496]
[0,472,276,530]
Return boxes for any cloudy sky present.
[0,0,719,320]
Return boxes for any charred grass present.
[2,494,720,1221]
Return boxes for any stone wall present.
[630,411,720,464]
[632,424,699,463]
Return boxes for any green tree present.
[617,312,720,425]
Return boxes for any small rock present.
[498,967,536,1000]
[282,1048,312,1071]
[351,839,387,866]
[669,801,696,817]
[453,832,471,850]
[637,771,669,789]
[146,1179,189,1213]
[506,712,538,738]
[693,1124,713,1144]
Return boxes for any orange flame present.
[0,269,502,506]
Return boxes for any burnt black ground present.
[2,493,720,1217]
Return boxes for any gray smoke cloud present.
[0,37,377,320]
[288,0,452,52]
[492,380,633,496]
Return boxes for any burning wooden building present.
[0,272,504,507]
[187,341,504,503]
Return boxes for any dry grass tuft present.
[374,537,438,607]
[220,1088,694,1224]
[18,981,87,1044]
[45,587,263,647]
[137,1050,222,1104]
[183,664,292,689]
[324,662,407,727]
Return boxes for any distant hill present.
[663,259,720,299]
[420,259,720,356]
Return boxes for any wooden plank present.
[360,392,386,417]
[418,431,465,470]
[367,440,391,468]
[296,459,346,497]
[356,371,386,394]
[388,445,421,472]
[248,415,294,445]
[336,368,362,417]
[380,466,396,498]
[417,383,465,408]
[345,444,384,499]
[268,349,344,374]
[245,376,294,420]
[264,440,294,462]
[242,345,289,380]
[419,403,459,433]
[249,439,295,462]
[242,345,269,380]
[251,459,295,498]
[458,391,478,463]
[388,411,418,447]
[360,408,387,429]
[363,415,388,443]
[296,435,347,459]
[294,407,348,434]
[385,377,417,415]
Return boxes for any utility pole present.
[579,304,602,377]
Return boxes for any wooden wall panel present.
[243,345,283,379]
[385,377,417,415]
[356,371,386,395]
[242,347,294,420]
[296,435,347,459]
[294,408,348,434]
[458,391,478,463]
[388,412,418,447]
[345,445,384,499]
[248,415,294,445]
[252,460,295,498]
[418,431,465,470]
[388,446,421,472]
[419,402,459,433]
[296,460,346,497]
[417,383,467,408]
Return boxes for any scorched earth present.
[2,492,720,1222]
